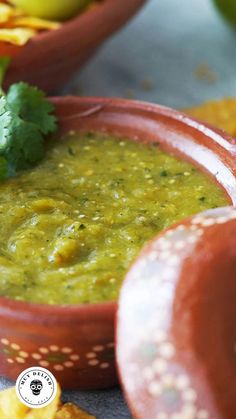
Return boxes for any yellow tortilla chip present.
[0,384,61,419]
[25,385,61,419]
[0,3,15,23]
[10,16,61,30]
[0,383,95,418]
[185,98,236,137]
[0,27,36,45]
[0,2,22,23]
[0,2,60,46]
[0,386,29,418]
[55,403,95,419]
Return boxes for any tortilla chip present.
[185,98,236,136]
[9,17,61,30]
[0,2,22,22]
[0,384,61,419]
[0,27,36,45]
[0,384,96,419]
[0,2,60,45]
[0,3,15,23]
[0,386,29,418]
[55,403,95,419]
[25,385,61,419]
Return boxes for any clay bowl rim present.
[4,0,146,49]
[0,96,235,323]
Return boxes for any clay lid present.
[117,206,236,419]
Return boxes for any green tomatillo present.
[213,0,236,28]
[9,0,91,21]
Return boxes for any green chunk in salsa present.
[0,133,228,304]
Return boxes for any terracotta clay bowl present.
[117,206,236,418]
[1,0,146,94]
[0,97,235,390]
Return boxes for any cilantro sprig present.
[0,57,58,180]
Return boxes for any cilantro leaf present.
[0,98,45,176]
[4,118,44,172]
[0,57,58,181]
[7,82,57,135]
[0,96,12,150]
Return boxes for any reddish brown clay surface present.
[1,0,146,94]
[117,207,236,419]
[0,97,235,390]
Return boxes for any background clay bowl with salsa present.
[1,0,146,94]
[0,97,235,390]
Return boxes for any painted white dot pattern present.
[16,357,25,364]
[32,353,42,360]
[125,206,235,419]
[124,208,236,418]
[70,354,80,361]
[39,347,49,354]
[39,360,49,367]
[124,209,236,418]
[159,343,175,359]
[50,345,59,352]
[0,337,114,374]
[86,352,96,359]
[88,359,99,366]
[0,340,81,370]
[11,343,20,350]
[64,361,74,368]
[62,347,73,354]
[138,335,212,418]
[19,351,28,358]
[84,342,114,368]
[1,339,9,345]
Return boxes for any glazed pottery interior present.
[2,0,146,94]
[0,97,235,390]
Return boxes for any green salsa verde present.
[0,133,228,304]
